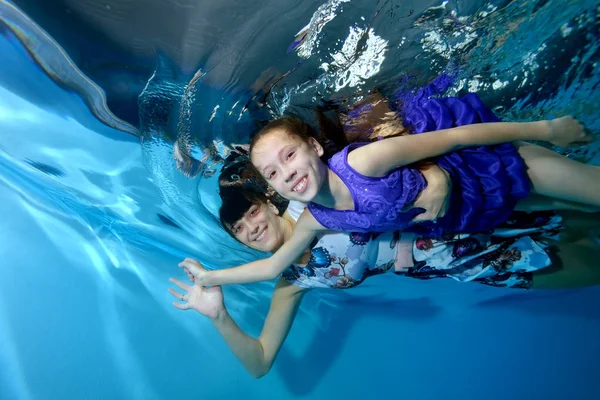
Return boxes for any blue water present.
[1,0,599,399]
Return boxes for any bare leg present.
[532,237,600,289]
[514,141,600,210]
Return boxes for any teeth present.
[293,177,307,192]
[255,230,266,241]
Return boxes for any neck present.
[278,214,295,247]
[279,211,312,264]
[312,167,352,210]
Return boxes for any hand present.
[178,258,210,285]
[547,116,593,147]
[169,272,224,320]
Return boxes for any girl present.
[189,96,599,287]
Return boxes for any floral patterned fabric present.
[402,211,561,289]
[282,211,561,290]
[282,230,400,289]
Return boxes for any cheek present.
[266,217,281,237]
[270,179,286,192]
[237,236,252,247]
[301,152,319,169]
[265,216,277,232]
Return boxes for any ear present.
[266,200,280,215]
[308,137,325,157]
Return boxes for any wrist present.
[199,270,215,286]
[211,307,229,324]
[537,120,554,141]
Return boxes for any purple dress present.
[308,93,531,236]
[307,142,427,232]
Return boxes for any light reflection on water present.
[1,0,599,398]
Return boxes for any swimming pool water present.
[1,1,599,399]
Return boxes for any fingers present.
[169,277,191,292]
[178,258,191,267]
[168,287,187,302]
[178,258,205,271]
[183,267,195,282]
[574,120,592,141]
[580,129,594,142]
[169,277,191,310]
[569,132,593,146]
[172,301,190,310]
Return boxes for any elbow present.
[250,364,272,379]
[252,370,268,379]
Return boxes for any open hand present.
[168,273,224,319]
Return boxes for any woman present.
[168,177,600,378]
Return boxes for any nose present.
[247,219,260,236]
[284,168,297,184]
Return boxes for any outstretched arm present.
[169,275,308,378]
[191,211,323,286]
[350,116,589,177]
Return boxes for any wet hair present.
[249,112,346,164]
[224,93,432,240]
[248,91,415,165]
[218,149,267,193]
[217,152,288,239]
[218,185,269,237]
[249,107,432,173]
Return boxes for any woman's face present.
[250,129,327,203]
[229,201,286,252]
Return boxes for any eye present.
[249,207,259,217]
[286,151,295,160]
[267,171,276,179]
[232,225,242,234]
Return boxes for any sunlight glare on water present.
[0,0,599,399]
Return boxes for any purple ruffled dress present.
[308,93,530,236]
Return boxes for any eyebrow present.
[277,145,289,160]
[261,145,290,175]
[231,206,256,231]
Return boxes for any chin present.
[282,191,303,202]
[299,187,318,203]
[270,238,284,252]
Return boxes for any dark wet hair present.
[218,186,269,237]
[222,93,432,240]
[249,110,348,164]
[218,151,267,193]
[217,151,288,239]
[250,99,433,172]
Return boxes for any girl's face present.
[251,129,326,203]
[230,201,285,252]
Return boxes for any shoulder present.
[297,209,327,231]
[285,200,306,222]
[345,141,385,176]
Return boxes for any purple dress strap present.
[307,143,427,233]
